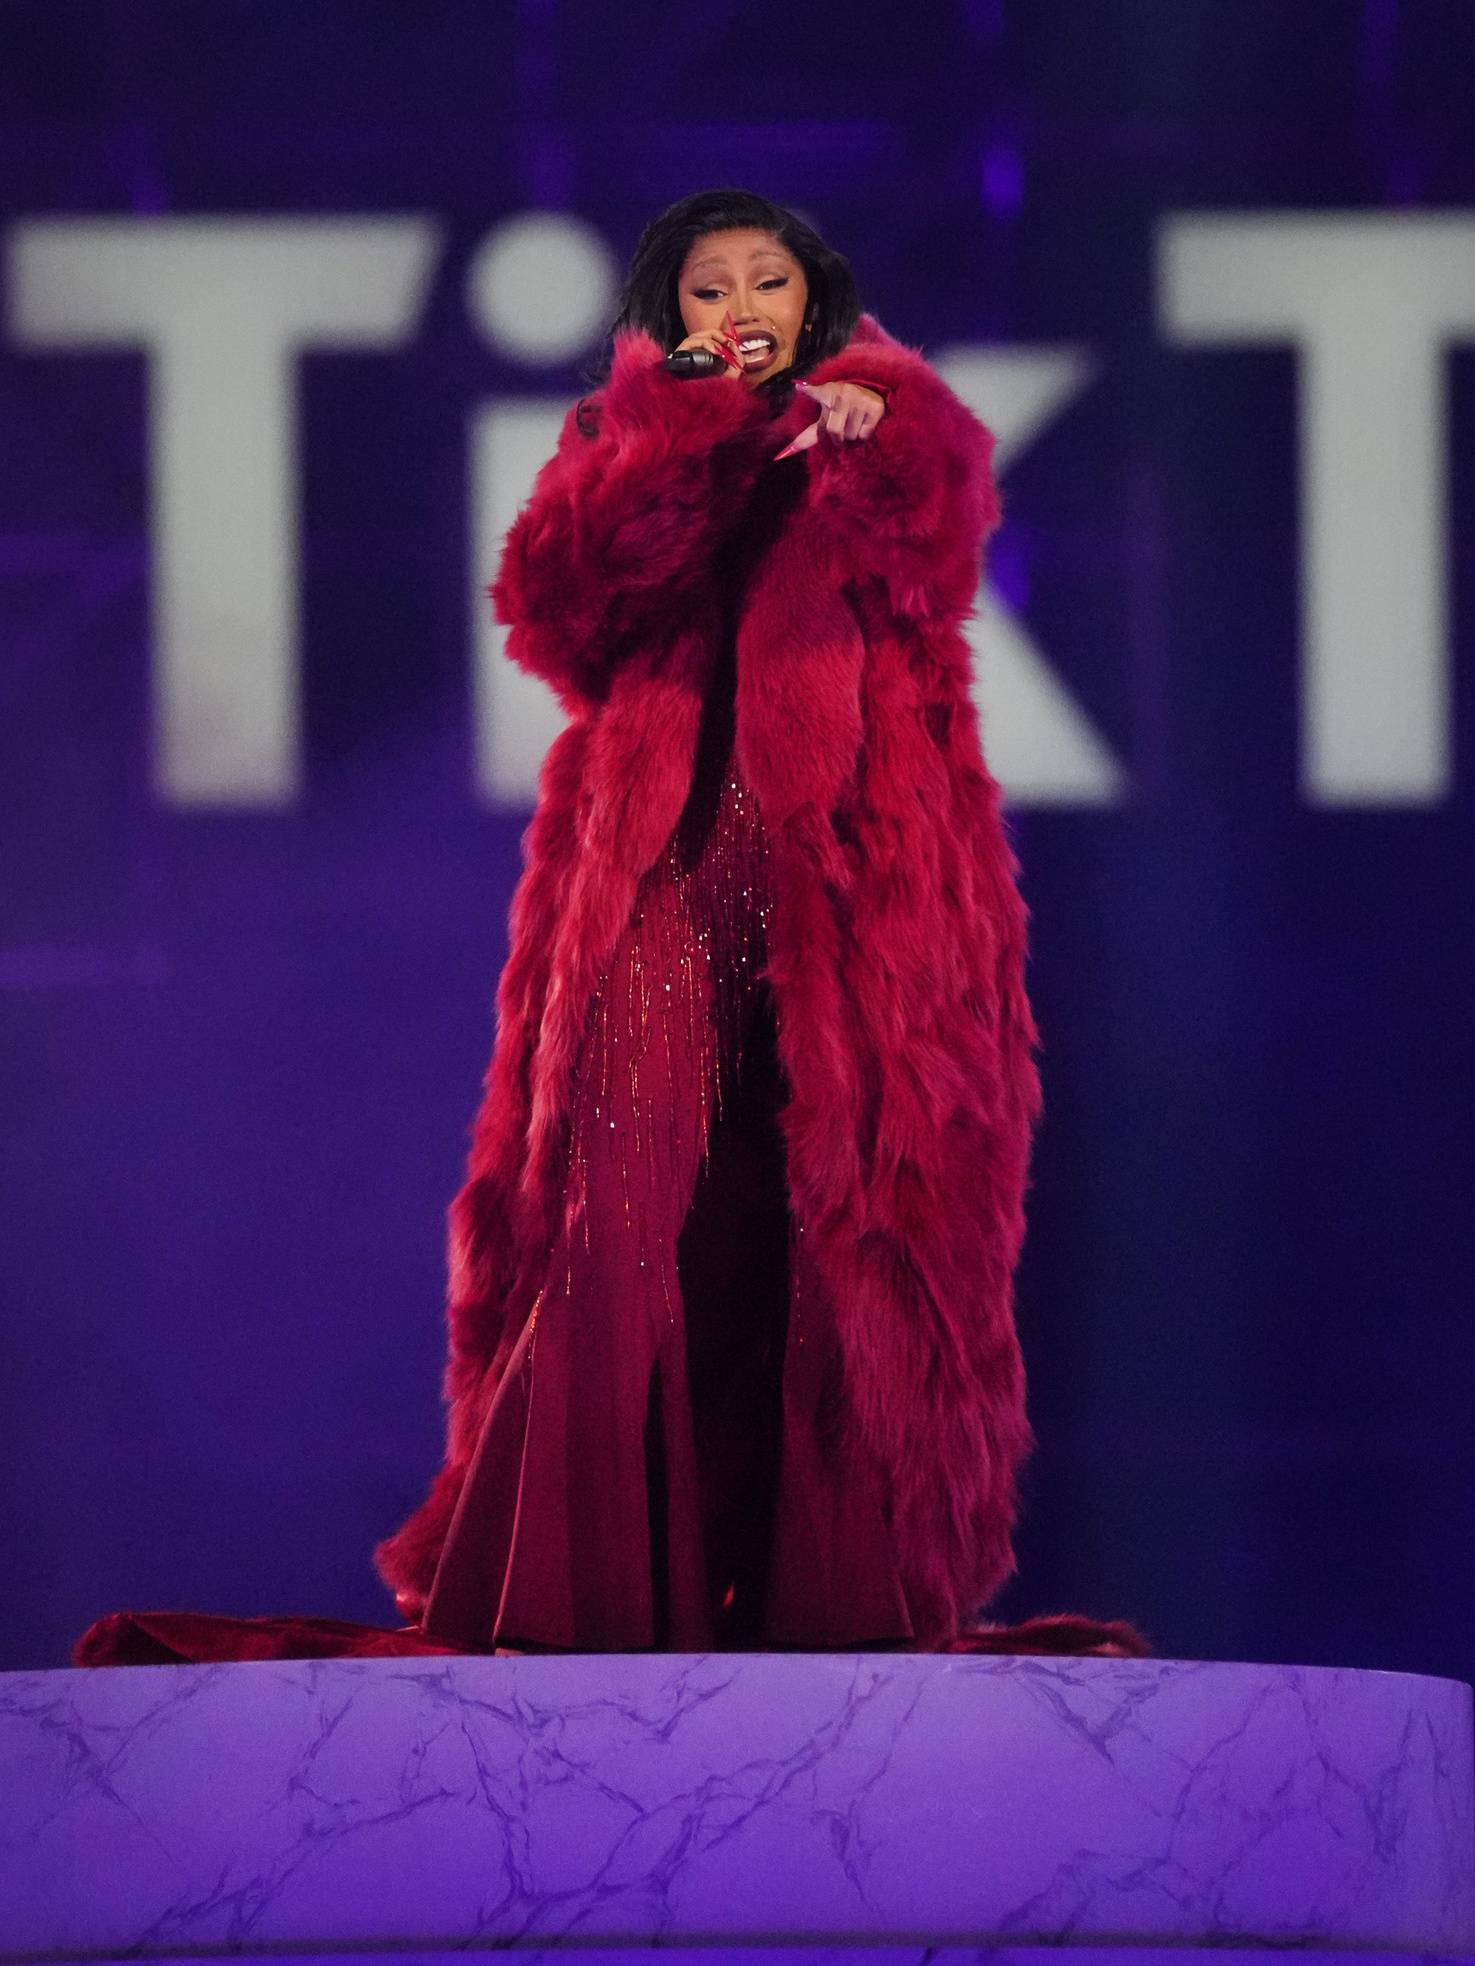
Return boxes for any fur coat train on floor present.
[375,316,1040,1646]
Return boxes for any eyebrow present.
[684,251,794,280]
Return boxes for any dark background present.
[3,0,1474,1677]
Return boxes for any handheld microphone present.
[662,347,727,378]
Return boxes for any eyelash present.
[692,277,788,301]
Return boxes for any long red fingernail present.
[775,422,821,459]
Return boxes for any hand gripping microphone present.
[662,347,728,378]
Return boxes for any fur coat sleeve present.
[794,327,1000,622]
[377,318,1039,1647]
[493,331,775,703]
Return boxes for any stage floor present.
[2,1652,1471,1960]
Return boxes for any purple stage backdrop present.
[2,0,1474,1678]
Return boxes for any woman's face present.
[677,228,810,383]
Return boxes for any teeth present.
[740,338,772,354]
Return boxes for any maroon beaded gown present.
[420,659,913,1654]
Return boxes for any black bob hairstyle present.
[604,188,862,380]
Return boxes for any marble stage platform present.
[2,1652,1471,1963]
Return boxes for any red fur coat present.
[376,317,1040,1646]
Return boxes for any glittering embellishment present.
[520,1287,547,1380]
[564,755,772,1324]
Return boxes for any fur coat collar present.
[377,318,1039,1645]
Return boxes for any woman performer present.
[79,188,1096,1670]
[374,188,1039,1654]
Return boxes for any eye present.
[757,276,789,290]
[691,286,724,302]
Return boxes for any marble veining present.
[1,1654,1470,1959]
